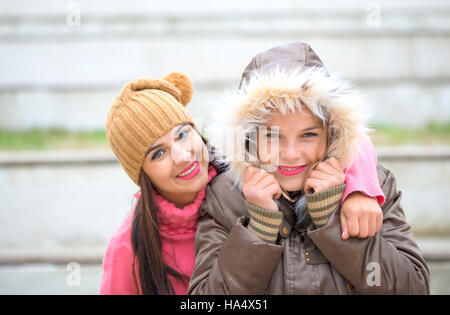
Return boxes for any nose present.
[171,142,192,165]
[281,140,301,163]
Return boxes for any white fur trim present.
[207,67,371,187]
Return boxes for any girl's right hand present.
[303,157,346,194]
[242,167,282,211]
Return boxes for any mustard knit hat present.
[106,72,195,186]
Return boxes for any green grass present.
[369,122,450,146]
[0,122,449,151]
[0,128,109,151]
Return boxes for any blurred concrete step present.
[1,37,449,86]
[1,237,449,265]
[0,263,102,295]
[0,259,448,294]
[1,80,449,131]
[0,147,449,257]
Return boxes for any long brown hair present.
[130,138,228,295]
[131,169,189,294]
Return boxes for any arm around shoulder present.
[308,164,430,294]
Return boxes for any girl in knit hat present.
[188,43,429,294]
[101,73,227,295]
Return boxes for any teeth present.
[279,166,300,171]
[178,162,196,177]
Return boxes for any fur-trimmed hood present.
[207,42,371,187]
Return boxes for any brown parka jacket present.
[188,164,429,294]
[188,43,430,295]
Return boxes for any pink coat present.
[100,138,384,295]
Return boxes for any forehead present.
[153,123,190,144]
[264,108,322,131]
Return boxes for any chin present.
[278,176,304,193]
[281,183,302,193]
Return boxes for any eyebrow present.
[174,123,189,135]
[301,126,323,132]
[146,143,163,156]
[264,125,323,133]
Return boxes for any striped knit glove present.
[306,184,346,229]
[246,201,284,244]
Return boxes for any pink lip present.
[176,161,200,180]
[277,165,307,176]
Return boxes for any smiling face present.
[257,107,328,192]
[142,123,210,207]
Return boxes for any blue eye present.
[152,150,164,160]
[302,132,317,138]
[266,133,279,139]
[178,128,189,140]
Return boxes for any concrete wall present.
[0,147,449,264]
[1,0,449,130]
[1,148,450,294]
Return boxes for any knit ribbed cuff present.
[246,201,284,244]
[306,184,346,229]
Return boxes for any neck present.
[281,189,302,203]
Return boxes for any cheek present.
[200,144,210,168]
[303,137,328,162]
[190,132,205,153]
[189,135,209,174]
[143,158,173,186]
[257,139,278,163]
[317,134,328,158]
[194,138,209,165]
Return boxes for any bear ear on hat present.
[163,72,193,106]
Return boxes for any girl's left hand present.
[303,157,346,194]
[304,157,383,240]
[340,193,383,240]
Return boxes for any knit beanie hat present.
[106,72,195,186]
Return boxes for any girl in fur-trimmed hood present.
[208,65,370,190]
[188,42,429,295]
[207,42,385,239]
